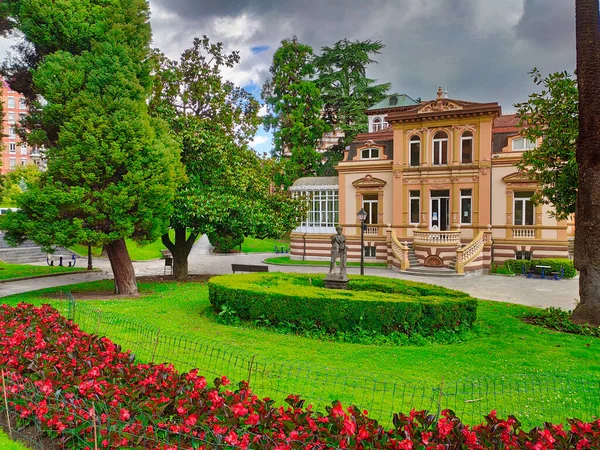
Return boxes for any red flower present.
[119,408,130,421]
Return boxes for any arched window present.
[361,148,380,160]
[372,117,382,132]
[461,131,473,164]
[409,135,421,167]
[432,131,448,166]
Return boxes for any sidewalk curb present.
[0,269,105,284]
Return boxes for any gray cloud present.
[0,0,576,112]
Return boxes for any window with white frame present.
[432,131,448,165]
[461,131,473,164]
[514,191,535,225]
[512,137,536,151]
[8,127,16,138]
[8,113,15,124]
[8,143,16,154]
[409,190,420,224]
[372,116,388,132]
[294,189,339,232]
[460,189,472,224]
[7,97,15,109]
[19,113,26,122]
[360,147,380,160]
[19,98,26,109]
[9,158,16,169]
[362,194,379,225]
[364,246,376,258]
[409,135,420,166]
[20,158,27,166]
[20,143,27,155]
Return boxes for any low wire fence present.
[45,295,600,430]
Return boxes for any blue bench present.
[274,245,288,254]
[522,265,565,280]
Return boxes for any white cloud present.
[250,135,270,149]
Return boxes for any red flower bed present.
[0,303,599,449]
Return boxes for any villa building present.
[289,88,571,275]
[1,78,43,174]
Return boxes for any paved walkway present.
[0,237,579,310]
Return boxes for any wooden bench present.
[231,264,269,274]
[160,249,172,258]
[161,249,173,275]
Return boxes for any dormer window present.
[361,148,380,160]
[512,137,536,151]
[432,131,448,166]
[372,117,388,132]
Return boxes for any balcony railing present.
[512,228,536,239]
[365,226,379,236]
[413,230,461,245]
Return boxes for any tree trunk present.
[572,0,600,324]
[162,227,199,281]
[105,238,138,296]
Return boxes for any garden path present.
[0,238,579,311]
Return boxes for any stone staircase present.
[568,237,574,259]
[403,244,464,277]
[0,233,75,264]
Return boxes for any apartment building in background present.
[1,77,43,174]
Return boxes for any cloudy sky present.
[0,0,576,154]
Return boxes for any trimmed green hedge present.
[208,273,477,337]
[505,258,576,278]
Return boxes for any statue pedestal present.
[324,273,349,289]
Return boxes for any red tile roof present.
[494,114,519,129]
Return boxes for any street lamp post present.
[357,208,367,275]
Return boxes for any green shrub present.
[208,231,244,252]
[524,307,600,338]
[208,273,476,338]
[505,258,576,278]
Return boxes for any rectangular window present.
[20,143,27,155]
[20,158,27,166]
[362,194,378,224]
[409,191,420,224]
[19,98,26,109]
[7,97,15,109]
[8,127,16,138]
[461,136,473,163]
[9,158,16,169]
[460,189,472,224]
[8,143,16,154]
[295,189,339,231]
[8,113,15,123]
[364,246,376,258]
[19,113,26,122]
[514,191,535,225]
[512,137,537,151]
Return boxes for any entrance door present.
[430,190,450,230]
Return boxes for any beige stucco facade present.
[290,90,570,273]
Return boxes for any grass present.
[0,431,30,450]
[3,278,599,428]
[241,236,290,253]
[0,262,84,280]
[264,256,387,267]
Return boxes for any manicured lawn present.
[4,279,599,428]
[264,256,387,267]
[241,236,290,253]
[0,262,84,280]
[0,431,29,450]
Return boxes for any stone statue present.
[329,226,347,276]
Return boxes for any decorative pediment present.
[502,171,536,184]
[352,174,387,189]
[418,100,463,114]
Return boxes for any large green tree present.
[0,0,181,295]
[314,39,390,172]
[151,37,305,279]
[572,0,600,325]
[262,37,328,186]
[514,69,578,220]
